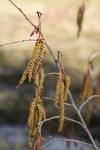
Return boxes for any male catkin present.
[54,71,62,107]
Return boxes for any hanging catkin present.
[77,2,85,37]
[54,71,62,107]
[32,39,46,79]
[58,82,64,132]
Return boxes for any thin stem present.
[42,97,72,107]
[9,0,36,28]
[45,42,60,70]
[0,39,36,47]
[79,95,100,113]
[42,138,93,149]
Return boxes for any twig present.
[9,0,36,28]
[79,95,100,113]
[42,138,93,149]
[42,97,72,107]
[0,39,36,47]
[45,42,60,70]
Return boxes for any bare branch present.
[0,39,36,47]
[79,95,100,113]
[45,42,60,70]
[9,0,36,28]
[42,138,93,149]
[40,116,83,135]
[68,91,99,150]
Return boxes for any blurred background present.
[0,0,100,150]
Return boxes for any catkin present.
[32,39,46,79]
[27,100,36,128]
[58,82,64,132]
[37,104,43,131]
[63,76,70,101]
[54,71,62,107]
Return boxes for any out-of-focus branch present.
[79,95,100,113]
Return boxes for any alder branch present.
[45,42,61,70]
[42,138,93,149]
[9,0,36,28]
[40,116,84,136]
[79,95,100,113]
[0,39,36,47]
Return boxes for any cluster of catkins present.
[16,38,46,88]
[27,69,46,149]
[54,70,70,132]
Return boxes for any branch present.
[0,39,36,47]
[41,116,83,135]
[88,50,100,63]
[9,0,36,28]
[45,42,61,70]
[42,138,93,149]
[79,95,100,113]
